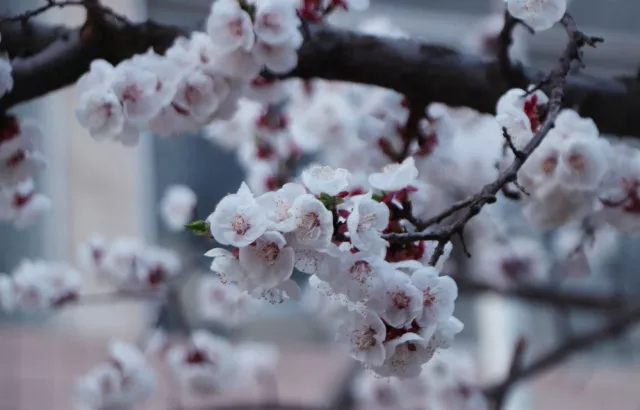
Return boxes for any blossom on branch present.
[505,0,567,31]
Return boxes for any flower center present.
[299,212,320,232]
[352,326,377,350]
[391,291,411,309]
[423,288,435,306]
[349,260,373,284]
[232,214,250,236]
[228,18,245,37]
[6,150,26,167]
[261,242,280,264]
[542,155,557,175]
[567,152,586,171]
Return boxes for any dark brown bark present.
[1,15,640,137]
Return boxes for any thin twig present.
[386,13,602,267]
[491,337,528,410]
[0,0,85,24]
[501,127,526,160]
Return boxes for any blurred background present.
[1,0,640,409]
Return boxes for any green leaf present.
[185,220,210,237]
[372,193,385,202]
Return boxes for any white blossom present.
[205,247,247,284]
[75,341,155,410]
[410,267,458,328]
[554,108,599,140]
[374,331,434,378]
[257,182,306,231]
[111,62,164,124]
[556,137,610,190]
[378,270,423,328]
[134,246,182,288]
[252,33,302,74]
[289,193,334,249]
[319,252,389,303]
[301,164,351,196]
[160,184,198,231]
[0,119,46,187]
[336,310,387,367]
[0,179,51,229]
[75,88,126,142]
[347,192,390,255]
[207,182,269,247]
[369,157,419,192]
[253,0,301,45]
[166,330,236,395]
[206,0,255,52]
[429,316,464,351]
[0,259,81,311]
[76,60,115,96]
[197,277,256,327]
[238,230,295,291]
[505,0,567,32]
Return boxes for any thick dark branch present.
[0,14,186,112]
[0,16,639,137]
[484,304,640,403]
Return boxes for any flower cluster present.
[77,234,182,291]
[496,88,619,231]
[202,157,461,377]
[164,330,279,395]
[0,259,82,311]
[75,341,155,410]
[0,115,50,228]
[76,0,365,143]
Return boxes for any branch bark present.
[1,14,640,138]
[454,276,630,311]
[484,304,640,405]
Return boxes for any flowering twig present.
[386,13,602,267]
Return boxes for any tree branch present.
[0,12,638,138]
[484,304,640,405]
[454,276,629,311]
[385,13,602,267]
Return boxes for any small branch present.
[0,1,85,24]
[501,127,526,160]
[491,337,528,410]
[484,304,640,402]
[455,275,629,311]
[408,12,601,267]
